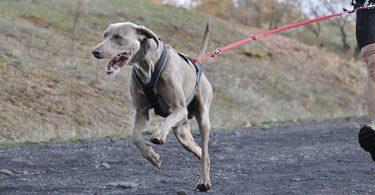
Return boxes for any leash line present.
[193,3,375,63]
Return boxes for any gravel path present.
[1,119,375,194]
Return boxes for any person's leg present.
[359,43,375,161]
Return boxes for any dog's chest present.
[132,45,203,118]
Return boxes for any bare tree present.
[268,1,282,29]
[199,0,234,18]
[233,0,302,29]
[235,0,267,28]
[322,0,354,51]
[71,0,84,67]
[305,6,322,38]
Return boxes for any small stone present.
[96,162,111,169]
[107,181,138,189]
[12,169,28,175]
[290,177,304,182]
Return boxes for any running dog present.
[92,22,213,192]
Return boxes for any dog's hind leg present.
[132,108,162,168]
[173,122,202,159]
[194,106,211,192]
[194,76,213,192]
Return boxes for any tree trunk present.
[340,27,350,51]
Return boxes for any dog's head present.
[92,22,160,75]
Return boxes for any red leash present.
[193,8,356,63]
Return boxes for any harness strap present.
[132,44,203,118]
[178,53,204,106]
[133,44,169,117]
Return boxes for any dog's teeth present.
[111,68,120,76]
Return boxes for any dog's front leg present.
[132,108,162,167]
[150,107,188,145]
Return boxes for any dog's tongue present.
[106,58,119,75]
[106,64,120,75]
[106,53,129,75]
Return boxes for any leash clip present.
[211,48,222,57]
[343,7,356,13]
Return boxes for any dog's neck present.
[131,39,163,84]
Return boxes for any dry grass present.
[0,0,366,143]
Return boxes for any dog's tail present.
[196,21,210,58]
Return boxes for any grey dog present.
[92,22,213,191]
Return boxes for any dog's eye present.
[103,32,109,38]
[113,34,122,40]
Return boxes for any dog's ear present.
[136,25,160,50]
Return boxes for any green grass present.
[283,21,358,58]
[0,0,367,143]
[68,137,84,143]
[0,140,38,149]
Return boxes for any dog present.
[92,22,213,192]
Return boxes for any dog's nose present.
[92,49,103,59]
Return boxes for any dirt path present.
[1,119,375,194]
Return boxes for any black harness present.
[132,44,203,118]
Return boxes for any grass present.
[282,20,358,58]
[0,0,367,144]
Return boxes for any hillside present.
[0,0,366,143]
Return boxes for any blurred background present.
[0,0,366,143]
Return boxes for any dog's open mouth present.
[106,52,131,75]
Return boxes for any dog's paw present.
[150,137,164,145]
[146,153,162,168]
[153,159,162,168]
[194,183,211,192]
